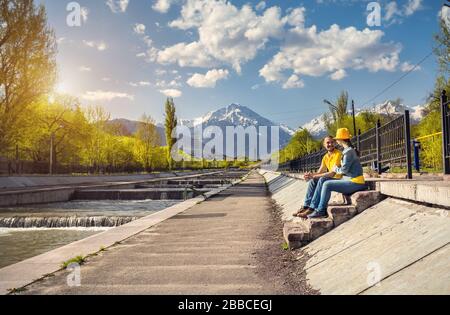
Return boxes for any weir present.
[0,216,138,228]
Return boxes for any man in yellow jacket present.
[293,136,342,218]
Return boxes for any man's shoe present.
[298,209,315,218]
[293,206,311,217]
[307,210,328,219]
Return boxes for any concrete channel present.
[0,169,250,294]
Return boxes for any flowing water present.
[0,228,106,269]
[0,199,181,268]
[0,200,180,228]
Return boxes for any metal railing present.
[441,90,450,174]
[279,111,413,179]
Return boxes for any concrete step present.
[283,190,383,249]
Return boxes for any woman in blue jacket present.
[307,128,368,219]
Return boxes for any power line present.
[360,49,435,107]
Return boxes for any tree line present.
[0,1,245,174]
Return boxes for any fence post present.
[376,120,382,174]
[404,110,413,179]
[441,90,450,175]
[413,140,421,173]
[357,129,361,152]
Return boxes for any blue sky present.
[39,0,447,129]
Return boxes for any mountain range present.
[110,103,295,158]
[301,101,427,139]
[110,100,427,155]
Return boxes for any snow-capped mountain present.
[179,104,295,158]
[302,101,427,139]
[111,104,296,158]
[302,114,329,139]
[180,103,294,138]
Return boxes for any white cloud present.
[106,0,129,13]
[400,62,421,72]
[255,1,266,11]
[129,81,151,87]
[152,0,174,13]
[385,2,399,22]
[260,24,401,87]
[385,0,423,23]
[160,89,182,98]
[157,42,217,68]
[330,69,347,81]
[156,79,182,88]
[162,0,288,73]
[404,0,422,16]
[82,90,134,101]
[133,23,146,34]
[79,66,92,72]
[83,40,107,51]
[282,74,304,89]
[155,69,167,76]
[283,7,306,27]
[187,69,229,88]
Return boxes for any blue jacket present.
[333,147,365,183]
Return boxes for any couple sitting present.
[294,128,367,219]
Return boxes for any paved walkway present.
[20,172,288,295]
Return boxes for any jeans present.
[304,177,333,208]
[316,180,367,212]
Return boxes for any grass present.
[61,255,86,269]
[282,242,290,251]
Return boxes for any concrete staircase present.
[283,190,383,249]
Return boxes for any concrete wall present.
[260,170,450,295]
[0,171,223,207]
[0,170,212,190]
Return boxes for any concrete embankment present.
[260,170,450,295]
[0,171,209,190]
[0,170,223,207]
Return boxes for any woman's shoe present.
[307,210,328,219]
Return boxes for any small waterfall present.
[0,216,138,228]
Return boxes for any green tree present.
[0,0,57,154]
[164,97,177,170]
[136,114,160,172]
[434,16,450,77]
[324,91,349,128]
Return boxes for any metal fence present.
[279,111,413,179]
[442,90,450,174]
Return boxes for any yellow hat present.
[335,128,352,140]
